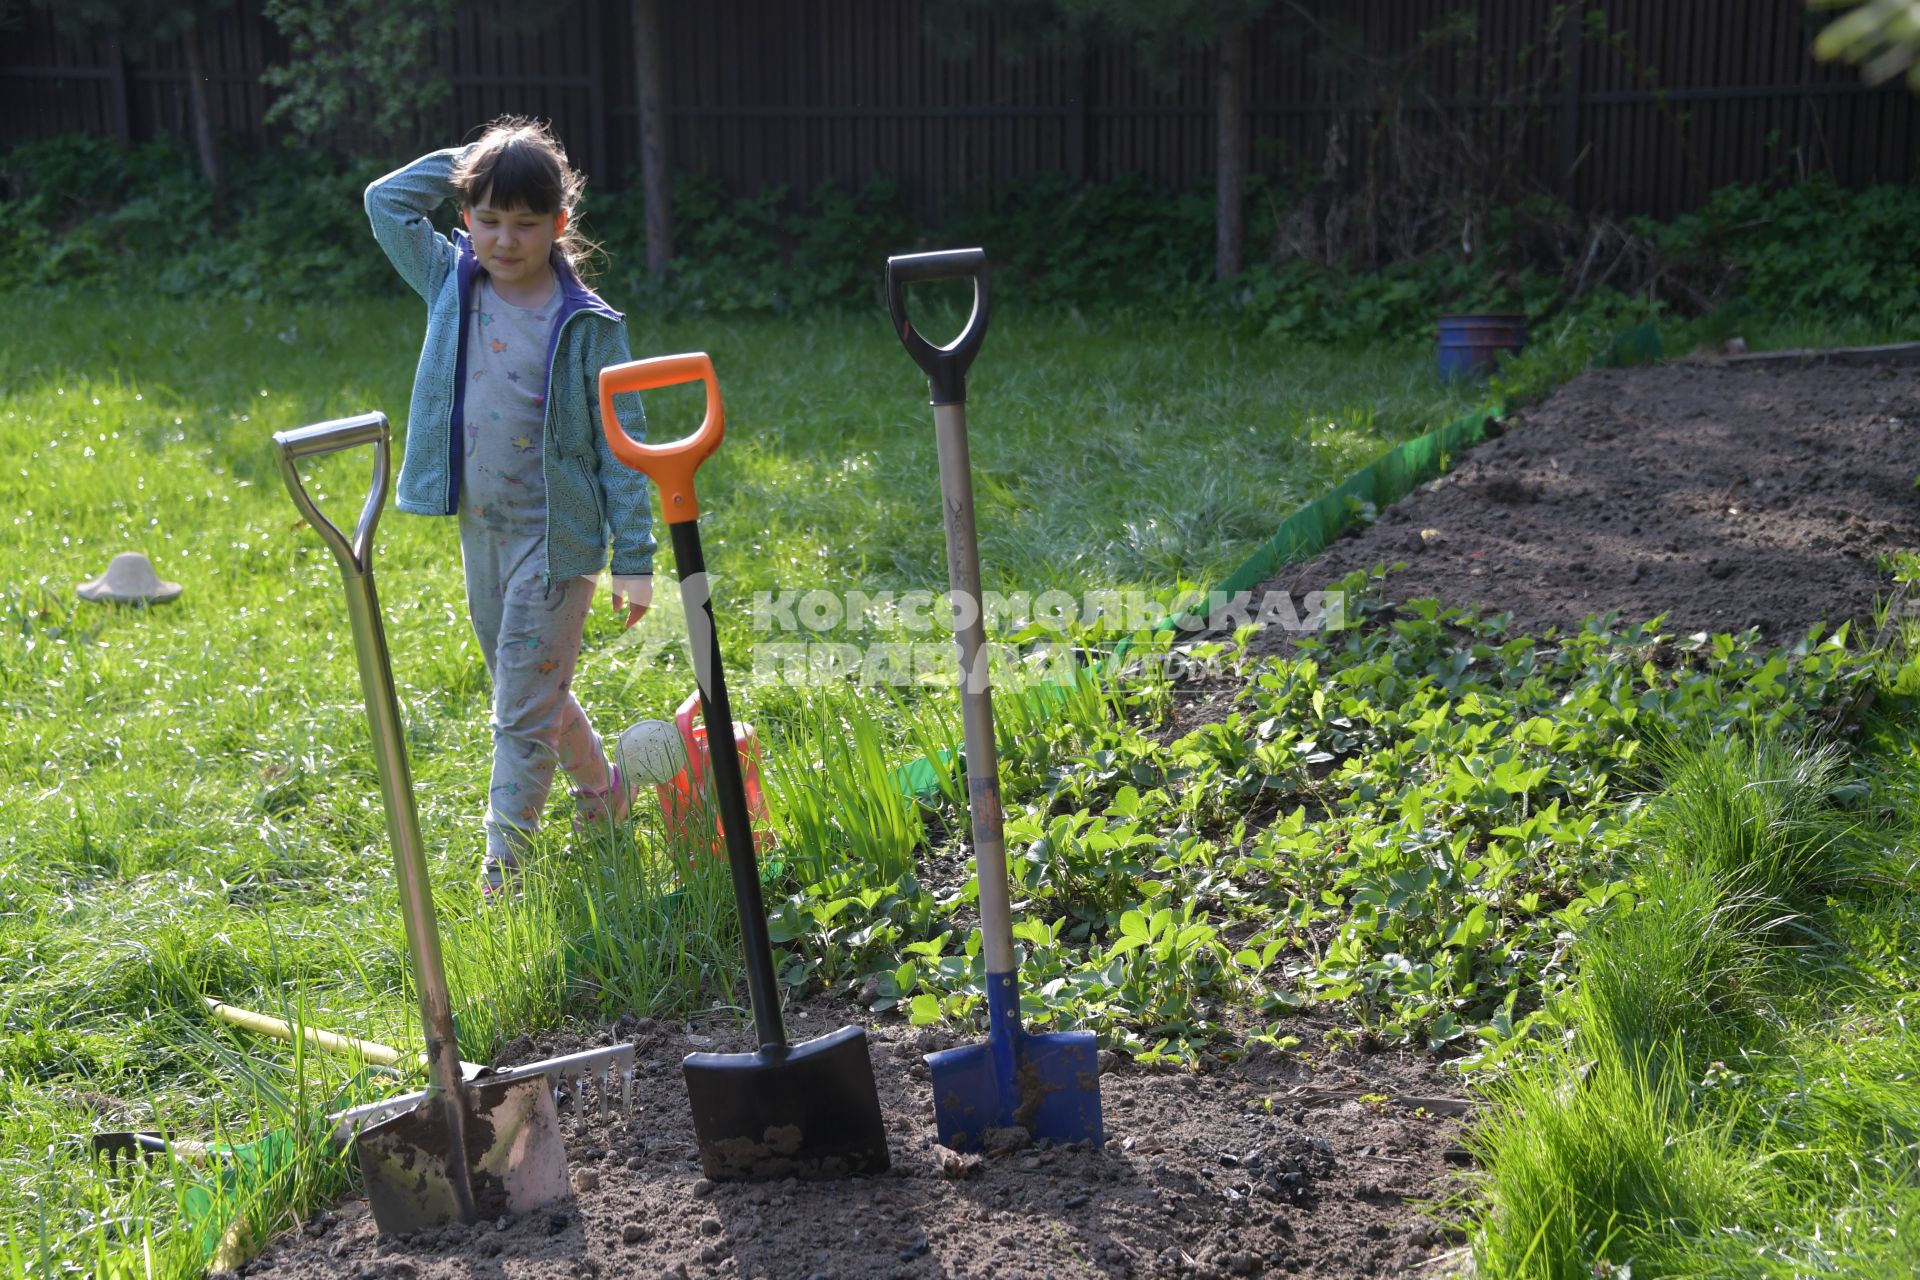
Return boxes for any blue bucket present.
[1437,313,1526,381]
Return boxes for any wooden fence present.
[3,0,1914,219]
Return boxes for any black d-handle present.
[885,248,990,406]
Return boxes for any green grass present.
[0,290,1481,1273]
[1466,726,1920,1279]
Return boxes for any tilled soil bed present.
[1253,358,1920,656]
[262,1012,1469,1280]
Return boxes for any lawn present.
[0,291,1478,1272]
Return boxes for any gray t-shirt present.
[460,274,560,528]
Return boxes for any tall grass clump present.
[1468,1044,1762,1280]
[552,801,742,1021]
[1570,858,1775,1075]
[762,688,925,890]
[1640,734,1858,913]
[1567,735,1863,1080]
[1467,731,1909,1280]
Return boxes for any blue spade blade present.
[925,975,1103,1150]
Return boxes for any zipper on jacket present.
[446,258,476,515]
[579,456,605,531]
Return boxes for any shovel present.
[598,354,891,1180]
[274,413,571,1232]
[885,249,1105,1150]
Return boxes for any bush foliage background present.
[4,130,1919,348]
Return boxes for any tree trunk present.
[632,0,673,278]
[1215,19,1249,282]
[180,23,227,216]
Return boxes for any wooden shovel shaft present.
[932,400,1016,979]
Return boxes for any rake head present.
[545,1042,641,1135]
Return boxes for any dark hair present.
[453,115,598,276]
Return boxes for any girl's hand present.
[610,574,652,629]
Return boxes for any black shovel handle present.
[668,520,788,1053]
[885,249,990,406]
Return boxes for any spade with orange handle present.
[598,353,890,1180]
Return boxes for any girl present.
[364,116,655,897]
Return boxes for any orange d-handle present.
[598,352,725,524]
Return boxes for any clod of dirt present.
[1479,475,1538,505]
[981,1123,1031,1153]
[933,1144,984,1179]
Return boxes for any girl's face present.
[465,192,565,292]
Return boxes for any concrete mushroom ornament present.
[76,552,183,606]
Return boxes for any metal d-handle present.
[885,248,991,407]
[274,413,390,577]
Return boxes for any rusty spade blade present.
[356,1074,569,1233]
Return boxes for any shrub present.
[6,132,1919,346]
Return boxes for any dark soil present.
[260,1011,1469,1280]
[252,359,1919,1280]
[1249,360,1920,656]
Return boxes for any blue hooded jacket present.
[364,147,655,582]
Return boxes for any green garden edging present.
[891,399,1506,799]
[1143,399,1504,639]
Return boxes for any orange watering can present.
[655,688,771,858]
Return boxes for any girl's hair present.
[452,115,600,278]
